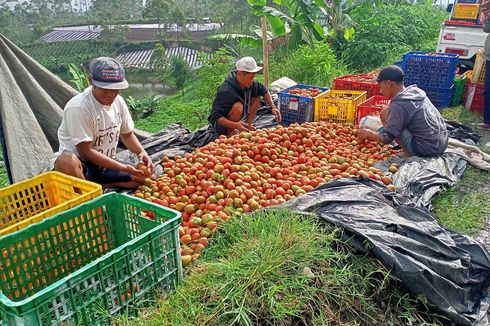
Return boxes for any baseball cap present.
[88,57,129,90]
[376,65,404,82]
[236,57,263,73]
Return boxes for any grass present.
[441,104,483,126]
[134,91,211,133]
[121,209,446,326]
[433,166,490,235]
[0,147,9,188]
[431,105,490,235]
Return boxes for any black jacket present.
[208,71,268,124]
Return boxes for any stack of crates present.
[452,1,480,22]
[401,51,459,108]
[464,51,485,116]
[452,73,468,106]
[356,96,391,125]
[0,173,183,325]
[333,74,381,98]
[278,84,329,125]
[314,90,367,124]
[0,171,102,236]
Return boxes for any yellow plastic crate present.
[314,90,367,124]
[0,171,102,236]
[453,3,480,20]
[471,49,486,84]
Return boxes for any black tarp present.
[280,178,490,325]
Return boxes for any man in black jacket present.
[208,57,282,136]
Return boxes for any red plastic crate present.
[356,96,390,125]
[333,74,381,98]
[463,80,483,116]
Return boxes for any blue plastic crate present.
[401,52,459,89]
[457,0,479,3]
[278,84,329,125]
[421,85,454,109]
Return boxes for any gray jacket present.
[378,85,448,157]
[483,17,490,61]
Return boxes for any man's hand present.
[358,128,379,142]
[124,164,146,176]
[482,0,490,17]
[236,121,255,132]
[271,106,282,123]
[138,150,154,170]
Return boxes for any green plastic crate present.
[0,193,182,326]
[452,74,467,106]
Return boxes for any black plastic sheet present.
[445,119,482,145]
[281,178,490,326]
[376,152,467,211]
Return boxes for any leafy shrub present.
[23,40,116,73]
[269,42,348,87]
[67,63,89,92]
[192,48,235,101]
[344,3,448,72]
[127,94,160,120]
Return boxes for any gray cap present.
[88,57,129,90]
[376,65,404,82]
[236,57,263,73]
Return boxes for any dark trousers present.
[483,60,490,123]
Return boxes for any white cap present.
[235,57,263,73]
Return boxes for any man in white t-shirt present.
[53,57,153,188]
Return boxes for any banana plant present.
[247,0,326,49]
[321,0,357,50]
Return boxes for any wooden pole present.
[261,16,269,87]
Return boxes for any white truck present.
[435,2,486,70]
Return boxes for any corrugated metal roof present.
[40,23,222,43]
[116,47,205,70]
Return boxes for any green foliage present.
[0,147,10,188]
[248,0,326,49]
[134,96,211,132]
[23,40,115,73]
[434,105,490,235]
[170,56,193,94]
[125,210,444,325]
[67,63,89,92]
[127,94,160,120]
[150,43,170,75]
[433,166,490,236]
[270,41,348,87]
[344,2,448,72]
[191,48,235,102]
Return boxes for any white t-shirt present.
[55,86,134,159]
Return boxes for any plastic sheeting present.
[281,178,490,326]
[0,34,152,183]
[375,152,467,210]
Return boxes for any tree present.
[143,0,173,37]
[171,56,192,95]
[247,0,326,50]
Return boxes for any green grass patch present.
[441,105,482,125]
[434,105,490,235]
[433,166,490,236]
[135,95,211,132]
[0,147,9,188]
[123,210,446,326]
